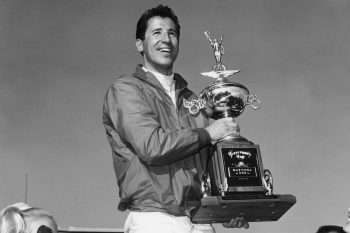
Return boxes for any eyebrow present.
[151,28,162,32]
[151,28,178,34]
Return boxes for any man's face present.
[136,16,179,74]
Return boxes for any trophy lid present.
[199,80,250,98]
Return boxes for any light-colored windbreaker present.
[103,65,211,217]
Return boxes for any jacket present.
[103,65,212,217]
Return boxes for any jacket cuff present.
[193,128,211,149]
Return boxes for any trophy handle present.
[201,172,211,197]
[263,169,273,195]
[183,98,207,115]
[245,95,261,110]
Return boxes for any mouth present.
[158,47,173,54]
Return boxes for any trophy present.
[185,31,296,224]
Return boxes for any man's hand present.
[222,217,249,229]
[204,117,239,144]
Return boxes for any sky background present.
[1,0,350,233]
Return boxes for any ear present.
[135,39,144,53]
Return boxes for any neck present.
[143,64,173,76]
[142,66,174,80]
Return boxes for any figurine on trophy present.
[200,31,240,82]
[204,31,226,71]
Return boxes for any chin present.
[156,60,174,68]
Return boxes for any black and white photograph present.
[1,1,350,233]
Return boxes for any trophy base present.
[191,194,296,224]
[210,136,267,195]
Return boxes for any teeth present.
[160,48,171,52]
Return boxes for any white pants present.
[124,211,215,233]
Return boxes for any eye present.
[169,31,178,37]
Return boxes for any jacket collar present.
[133,64,188,91]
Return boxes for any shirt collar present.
[142,66,175,91]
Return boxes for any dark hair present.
[316,225,346,233]
[136,4,180,41]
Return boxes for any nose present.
[161,32,171,43]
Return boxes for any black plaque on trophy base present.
[209,136,267,196]
[191,194,296,223]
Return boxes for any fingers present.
[219,117,235,123]
[223,118,238,128]
[243,221,249,229]
[221,118,239,137]
[219,118,237,131]
[222,217,249,229]
[205,117,239,142]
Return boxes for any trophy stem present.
[223,111,230,118]
[220,134,249,142]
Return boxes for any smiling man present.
[103,5,247,233]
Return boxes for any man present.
[103,5,248,233]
